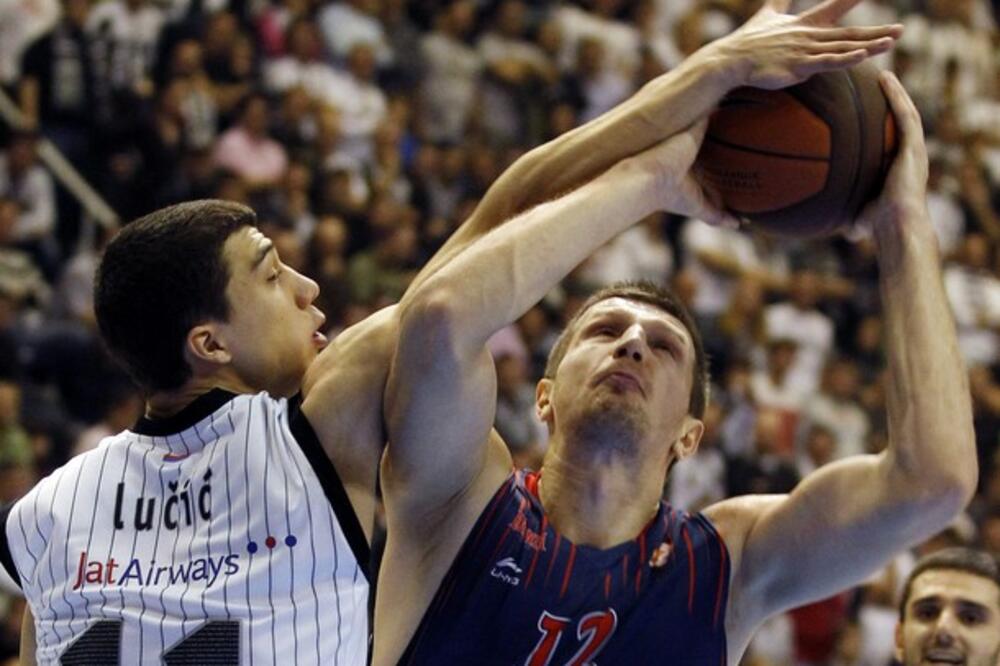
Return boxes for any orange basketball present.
[695,61,897,237]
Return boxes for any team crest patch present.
[649,542,672,568]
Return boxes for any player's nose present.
[292,269,320,308]
[931,610,959,646]
[613,326,646,363]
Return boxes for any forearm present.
[402,163,658,351]
[481,48,733,224]
[875,214,977,496]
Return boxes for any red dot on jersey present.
[265,536,276,549]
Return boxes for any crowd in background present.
[0,0,998,663]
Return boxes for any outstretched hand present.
[714,0,903,90]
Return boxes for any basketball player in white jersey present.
[0,0,901,662]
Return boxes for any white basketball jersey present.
[0,389,370,665]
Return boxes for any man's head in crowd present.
[895,547,1000,666]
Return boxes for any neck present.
[145,375,256,419]
[538,438,664,549]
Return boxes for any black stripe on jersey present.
[287,395,371,583]
[132,389,236,436]
[0,503,21,588]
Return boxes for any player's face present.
[216,227,326,397]
[542,298,700,461]
[896,570,1000,666]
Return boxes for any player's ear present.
[671,416,704,462]
[186,324,232,367]
[536,379,554,429]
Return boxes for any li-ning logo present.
[491,557,522,587]
[113,468,213,531]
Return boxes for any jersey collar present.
[131,388,239,437]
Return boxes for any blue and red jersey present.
[401,470,731,665]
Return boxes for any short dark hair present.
[543,281,709,418]
[95,200,256,393]
[898,547,1000,620]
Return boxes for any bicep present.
[721,454,940,623]
[383,300,503,517]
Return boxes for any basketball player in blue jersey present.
[377,9,978,666]
[0,0,902,662]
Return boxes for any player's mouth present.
[923,650,965,664]
[313,330,328,348]
[597,370,645,397]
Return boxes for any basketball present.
[694,61,898,237]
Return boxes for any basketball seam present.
[703,136,829,163]
[841,70,866,226]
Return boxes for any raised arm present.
[301,0,902,540]
[383,121,717,516]
[431,0,902,271]
[707,73,978,651]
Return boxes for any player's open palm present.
[718,0,902,90]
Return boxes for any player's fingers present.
[796,49,869,76]
[684,176,739,230]
[799,0,864,25]
[879,71,923,140]
[806,36,896,56]
[808,24,904,41]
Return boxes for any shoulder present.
[702,494,787,641]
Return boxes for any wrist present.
[693,39,750,90]
[872,205,938,260]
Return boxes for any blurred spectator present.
[19,0,99,160]
[0,197,50,314]
[681,219,789,326]
[346,216,418,304]
[492,346,547,470]
[566,36,634,123]
[0,131,58,277]
[726,407,800,496]
[478,0,557,145]
[853,552,916,666]
[925,155,966,257]
[318,0,393,66]
[419,1,482,143]
[751,339,804,414]
[0,0,59,86]
[714,275,768,372]
[789,593,851,666]
[162,37,218,150]
[86,0,165,107]
[944,232,1000,366]
[552,0,640,78]
[71,380,142,455]
[255,0,312,57]
[668,401,726,512]
[577,214,673,288]
[800,356,871,459]
[898,0,996,118]
[765,269,835,397]
[0,381,31,468]
[796,423,837,478]
[212,93,288,189]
